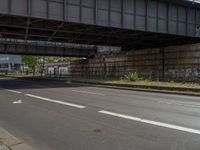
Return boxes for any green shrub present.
[124,72,140,81]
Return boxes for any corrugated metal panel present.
[32,0,47,18]
[0,0,9,14]
[49,0,64,20]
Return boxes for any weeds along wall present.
[70,44,200,82]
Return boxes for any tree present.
[22,55,81,76]
[22,56,39,75]
[45,56,60,63]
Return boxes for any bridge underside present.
[0,15,199,51]
[0,39,97,57]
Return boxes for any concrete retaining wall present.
[70,44,200,82]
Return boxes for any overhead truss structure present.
[0,0,199,51]
[0,38,97,57]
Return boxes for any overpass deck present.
[0,0,199,49]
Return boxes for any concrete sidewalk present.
[0,127,34,150]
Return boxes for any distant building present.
[0,55,23,73]
[44,62,70,77]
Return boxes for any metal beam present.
[0,0,199,50]
[48,22,64,41]
[0,43,97,57]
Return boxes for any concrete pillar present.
[8,63,11,72]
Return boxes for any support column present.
[8,63,11,72]
[161,48,165,81]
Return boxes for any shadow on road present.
[0,77,91,90]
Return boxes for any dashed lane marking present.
[99,110,200,135]
[25,94,86,109]
[6,89,22,94]
[72,90,105,96]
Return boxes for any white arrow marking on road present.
[13,100,22,104]
[99,110,200,135]
[25,94,86,109]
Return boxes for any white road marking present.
[32,84,47,88]
[157,100,200,108]
[6,89,22,94]
[25,94,86,109]
[72,90,105,96]
[99,110,200,135]
[13,100,22,104]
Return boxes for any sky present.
[187,0,200,3]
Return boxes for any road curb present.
[70,80,200,97]
[0,127,34,150]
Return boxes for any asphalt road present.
[0,77,200,150]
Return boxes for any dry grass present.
[74,78,200,89]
